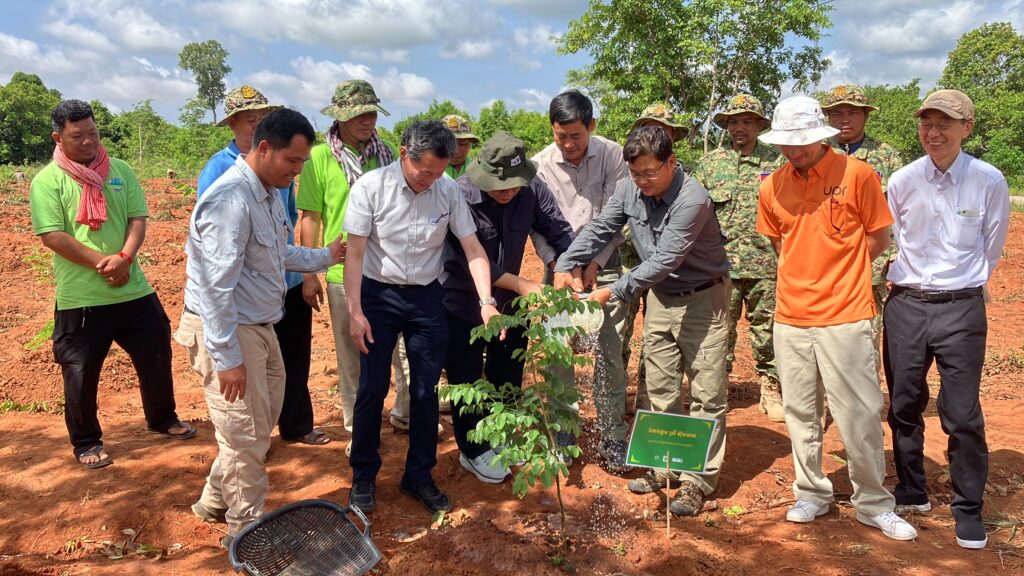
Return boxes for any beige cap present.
[916,89,974,121]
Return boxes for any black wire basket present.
[228,499,382,576]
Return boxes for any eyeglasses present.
[918,120,964,133]
[629,161,667,182]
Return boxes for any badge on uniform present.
[109,178,124,192]
[759,173,769,181]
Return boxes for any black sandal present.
[77,445,113,469]
[148,420,198,440]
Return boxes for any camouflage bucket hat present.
[820,84,878,112]
[631,102,689,141]
[713,94,769,129]
[467,131,537,192]
[443,114,480,143]
[320,79,390,123]
[216,85,281,127]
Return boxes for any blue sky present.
[1,0,1021,129]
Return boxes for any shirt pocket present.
[426,214,449,247]
[951,208,984,250]
[818,198,851,239]
[248,226,281,278]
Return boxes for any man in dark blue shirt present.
[441,131,575,483]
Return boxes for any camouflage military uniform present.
[622,103,690,412]
[822,85,905,370]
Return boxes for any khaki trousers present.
[327,281,409,430]
[774,320,895,516]
[644,280,730,495]
[185,322,285,537]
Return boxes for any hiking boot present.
[758,375,785,423]
[460,449,510,484]
[895,501,932,516]
[399,477,451,513]
[597,438,632,474]
[786,500,830,523]
[191,500,227,524]
[349,480,377,514]
[669,481,705,517]
[555,431,577,467]
[955,515,988,549]
[856,511,918,540]
[627,470,667,494]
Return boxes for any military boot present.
[758,375,785,422]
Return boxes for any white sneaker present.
[895,502,932,515]
[856,511,918,541]
[786,500,830,523]
[459,449,510,484]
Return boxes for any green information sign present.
[626,410,717,473]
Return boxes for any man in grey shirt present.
[555,126,730,517]
[343,120,499,515]
[183,109,344,547]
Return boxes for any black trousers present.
[273,284,314,439]
[53,292,181,457]
[883,288,989,520]
[350,278,448,486]
[445,312,527,459]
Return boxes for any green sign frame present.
[626,410,717,473]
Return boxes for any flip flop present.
[287,429,331,445]
[148,420,198,440]
[78,445,113,469]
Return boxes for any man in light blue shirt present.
[179,85,328,447]
[183,109,344,547]
[884,89,1010,551]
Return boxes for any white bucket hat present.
[758,96,840,146]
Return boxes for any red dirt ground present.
[1,178,1022,575]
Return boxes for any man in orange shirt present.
[756,96,916,541]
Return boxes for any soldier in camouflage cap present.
[821,84,904,369]
[713,93,770,129]
[443,114,480,179]
[215,85,281,127]
[320,79,390,122]
[694,92,784,422]
[631,102,689,142]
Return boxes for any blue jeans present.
[349,278,448,486]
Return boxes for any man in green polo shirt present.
[30,99,195,469]
[442,114,480,179]
[297,80,414,443]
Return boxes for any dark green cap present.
[320,79,389,122]
[467,131,537,192]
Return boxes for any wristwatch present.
[479,297,497,307]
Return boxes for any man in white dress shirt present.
[884,89,1010,550]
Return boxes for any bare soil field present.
[1,179,1022,575]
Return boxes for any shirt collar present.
[234,155,272,202]
[227,140,242,158]
[924,150,966,185]
[807,144,836,180]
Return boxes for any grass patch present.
[984,347,1024,377]
[22,245,54,284]
[24,319,55,350]
[0,398,64,415]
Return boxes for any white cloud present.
[70,74,195,106]
[244,56,436,118]
[0,33,78,75]
[516,88,550,111]
[439,39,499,60]
[510,53,543,70]
[488,0,587,19]
[513,25,560,51]
[46,20,116,52]
[348,48,411,64]
[49,0,187,53]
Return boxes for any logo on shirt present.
[510,155,522,167]
[759,172,770,181]
[108,178,124,192]
[823,184,847,196]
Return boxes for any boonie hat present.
[321,80,389,123]
[915,89,974,121]
[713,94,770,129]
[467,131,537,192]
[217,85,281,127]
[758,96,840,146]
[820,84,878,112]
[443,114,480,143]
[631,102,689,141]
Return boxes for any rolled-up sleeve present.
[191,197,248,371]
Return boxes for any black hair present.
[252,108,315,150]
[548,89,593,126]
[623,125,673,163]
[51,99,94,133]
[402,120,456,161]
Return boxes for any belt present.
[674,276,724,297]
[184,305,197,316]
[184,306,270,327]
[892,285,983,303]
